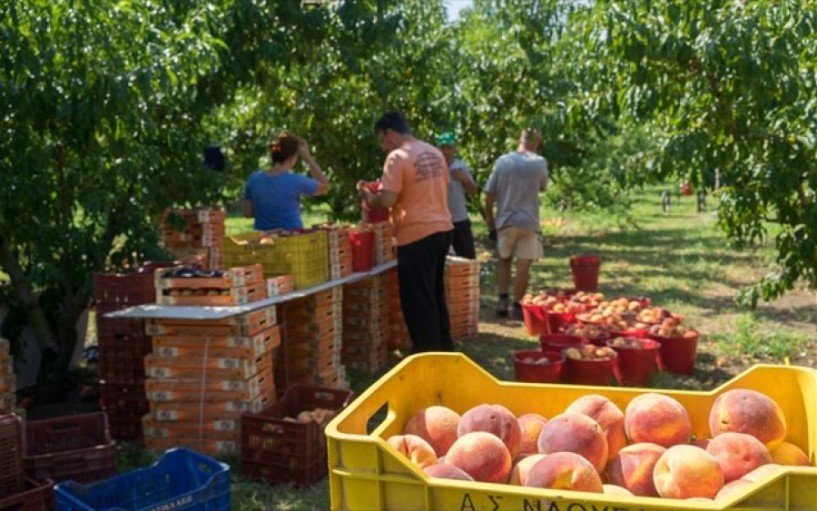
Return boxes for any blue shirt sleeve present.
[300,175,319,197]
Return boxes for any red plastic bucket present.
[512,351,565,383]
[522,304,550,336]
[361,181,390,222]
[565,351,618,386]
[607,338,661,387]
[547,311,577,334]
[539,333,587,354]
[348,230,375,272]
[652,331,699,375]
[570,255,601,291]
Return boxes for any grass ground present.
[133,187,816,509]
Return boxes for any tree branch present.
[0,235,58,352]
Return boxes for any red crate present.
[23,412,117,483]
[94,316,147,339]
[240,385,353,486]
[0,477,54,511]
[0,414,23,499]
[93,271,155,307]
[99,382,149,440]
[97,339,152,386]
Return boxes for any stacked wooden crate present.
[155,264,266,306]
[445,256,480,339]
[342,275,390,371]
[161,208,225,271]
[94,267,159,440]
[386,271,412,353]
[0,340,14,414]
[276,288,346,394]
[141,266,275,457]
[317,224,354,280]
[369,222,395,265]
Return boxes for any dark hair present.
[373,111,412,136]
[269,132,299,163]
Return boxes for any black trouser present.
[451,219,476,259]
[397,230,455,353]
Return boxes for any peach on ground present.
[606,442,666,497]
[715,479,754,502]
[624,393,692,448]
[423,463,474,481]
[537,412,609,473]
[565,394,627,462]
[706,431,771,482]
[602,484,634,496]
[444,431,512,484]
[509,454,546,486]
[387,434,438,469]
[458,403,522,459]
[524,452,604,493]
[770,441,810,466]
[740,463,786,483]
[403,405,461,457]
[517,413,548,458]
[708,389,787,451]
[653,444,725,499]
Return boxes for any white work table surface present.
[104,260,397,320]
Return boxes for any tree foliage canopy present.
[1,0,815,370]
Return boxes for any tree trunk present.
[0,236,58,352]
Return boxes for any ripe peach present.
[444,431,512,483]
[458,403,522,459]
[606,442,666,497]
[770,441,810,466]
[386,434,438,469]
[509,454,546,486]
[403,405,461,457]
[706,432,771,482]
[624,393,692,447]
[423,463,474,481]
[602,484,634,496]
[537,412,608,473]
[653,445,725,500]
[517,413,548,458]
[565,394,626,462]
[524,452,603,493]
[708,389,787,451]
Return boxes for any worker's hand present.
[298,139,312,159]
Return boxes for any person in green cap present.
[437,131,478,259]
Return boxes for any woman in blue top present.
[243,132,330,230]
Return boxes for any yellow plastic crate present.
[224,230,328,289]
[326,354,817,511]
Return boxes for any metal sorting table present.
[104,260,397,320]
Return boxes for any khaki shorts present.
[497,227,543,260]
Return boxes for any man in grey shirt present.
[484,128,549,318]
[437,132,477,258]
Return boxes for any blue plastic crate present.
[54,448,229,511]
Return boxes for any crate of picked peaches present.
[325,353,817,511]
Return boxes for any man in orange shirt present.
[358,111,455,353]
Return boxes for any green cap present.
[436,132,456,146]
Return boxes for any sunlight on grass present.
[710,314,809,360]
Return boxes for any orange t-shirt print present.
[380,140,454,246]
